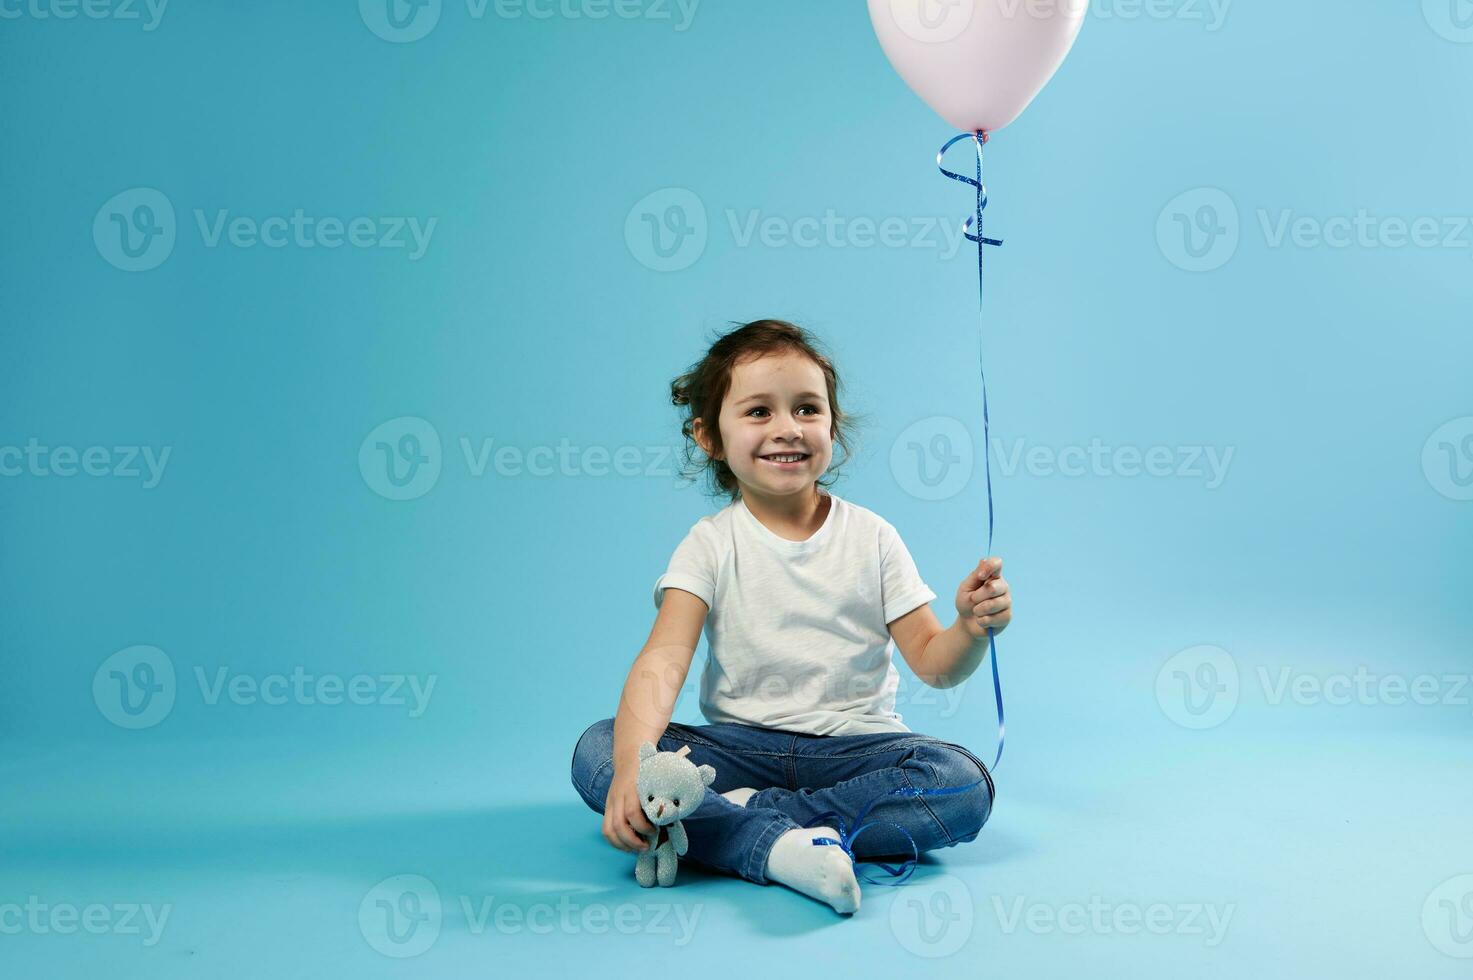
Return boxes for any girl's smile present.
[758,451,811,470]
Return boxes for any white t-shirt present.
[652,490,938,736]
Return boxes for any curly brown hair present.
[670,319,868,502]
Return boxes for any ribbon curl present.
[809,131,1006,886]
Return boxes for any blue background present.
[2,0,1471,976]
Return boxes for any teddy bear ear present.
[638,741,657,759]
[698,764,716,786]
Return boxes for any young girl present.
[570,319,1012,915]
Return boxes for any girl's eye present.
[747,404,821,417]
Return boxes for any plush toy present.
[634,741,715,888]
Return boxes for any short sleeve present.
[879,521,937,625]
[653,522,717,611]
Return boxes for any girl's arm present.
[612,587,706,772]
[600,587,706,854]
[890,557,1011,689]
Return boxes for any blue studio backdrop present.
[1,1,1471,978]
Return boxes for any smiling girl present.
[570,319,1011,914]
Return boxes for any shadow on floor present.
[2,800,1032,934]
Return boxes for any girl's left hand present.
[955,556,1011,639]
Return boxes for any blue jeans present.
[569,718,995,885]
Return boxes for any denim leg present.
[569,718,805,885]
[746,733,994,860]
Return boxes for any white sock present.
[721,787,758,807]
[763,826,861,915]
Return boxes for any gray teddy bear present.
[634,741,716,887]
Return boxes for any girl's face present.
[696,351,834,501]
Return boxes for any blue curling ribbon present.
[936,129,1006,776]
[809,131,1006,886]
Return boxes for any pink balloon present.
[868,0,1086,133]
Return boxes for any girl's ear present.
[692,417,720,459]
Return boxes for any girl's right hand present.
[603,766,656,854]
